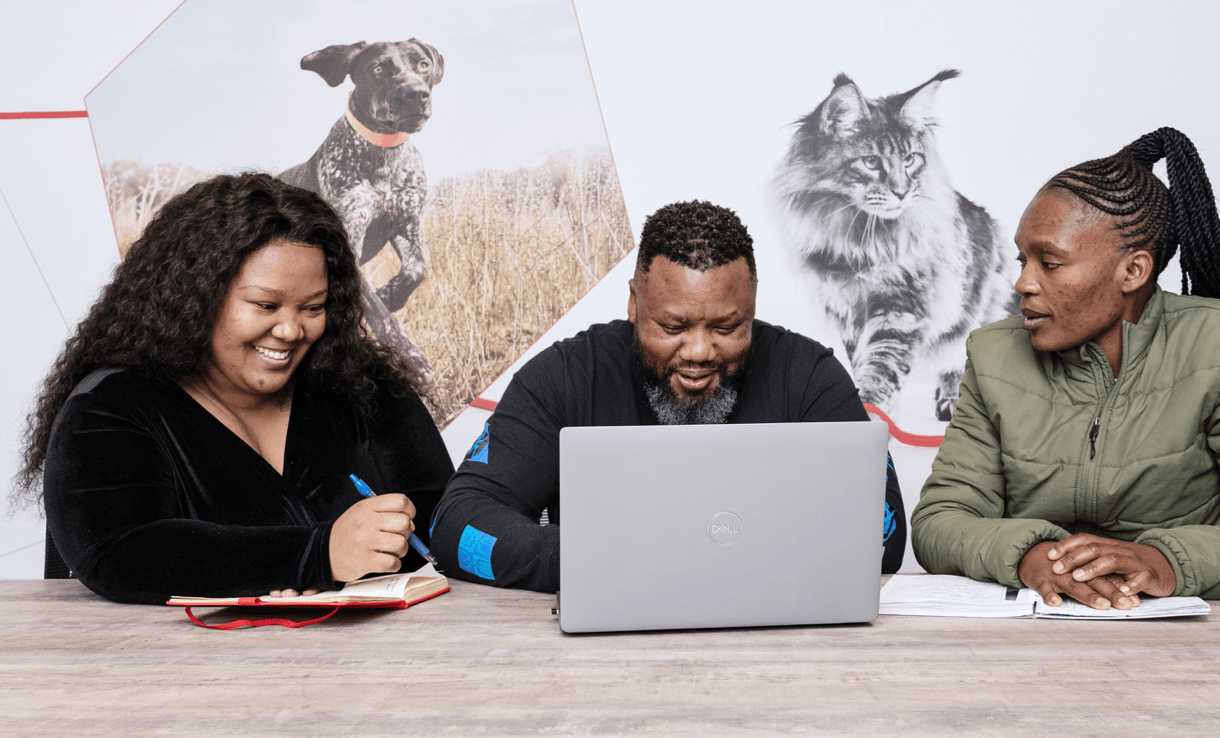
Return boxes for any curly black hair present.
[1047,127,1220,298]
[635,201,757,279]
[16,172,425,502]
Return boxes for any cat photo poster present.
[576,0,1218,432]
[768,69,1017,422]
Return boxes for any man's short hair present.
[636,201,757,279]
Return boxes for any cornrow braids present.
[636,200,757,279]
[1048,127,1220,298]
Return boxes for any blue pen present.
[349,474,439,568]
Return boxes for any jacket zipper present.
[1079,344,1118,524]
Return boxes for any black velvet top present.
[43,368,453,604]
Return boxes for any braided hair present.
[1047,127,1220,298]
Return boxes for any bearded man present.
[430,201,905,592]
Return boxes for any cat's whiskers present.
[801,194,842,210]
[825,200,861,219]
[863,213,878,257]
[845,207,867,245]
[866,213,892,264]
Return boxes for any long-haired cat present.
[768,69,1016,420]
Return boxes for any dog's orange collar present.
[345,92,410,148]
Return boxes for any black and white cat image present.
[768,70,1017,420]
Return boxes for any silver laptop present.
[558,421,888,633]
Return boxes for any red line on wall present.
[0,111,89,120]
[469,397,499,412]
[862,403,945,447]
[467,397,947,447]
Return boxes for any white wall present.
[0,1,186,578]
[5,0,1220,578]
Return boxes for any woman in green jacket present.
[912,128,1220,609]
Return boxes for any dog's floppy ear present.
[301,42,369,87]
[409,38,444,86]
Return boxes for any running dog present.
[280,39,444,382]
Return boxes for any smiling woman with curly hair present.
[17,172,453,604]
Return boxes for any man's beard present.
[634,329,751,425]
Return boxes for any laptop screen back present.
[559,421,888,633]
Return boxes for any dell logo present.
[707,512,743,545]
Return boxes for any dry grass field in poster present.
[103,147,631,424]
[403,147,631,423]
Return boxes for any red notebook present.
[167,568,449,629]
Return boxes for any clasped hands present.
[268,493,417,598]
[1017,533,1176,611]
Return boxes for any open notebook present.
[168,564,449,629]
[880,574,1210,619]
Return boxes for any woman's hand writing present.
[329,493,417,582]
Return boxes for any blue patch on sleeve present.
[465,422,490,464]
[882,501,897,542]
[458,525,497,580]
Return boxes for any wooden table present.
[1,579,1218,737]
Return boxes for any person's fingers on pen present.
[371,551,403,574]
[375,511,413,535]
[368,493,414,516]
[375,531,410,558]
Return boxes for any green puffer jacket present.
[912,287,1220,598]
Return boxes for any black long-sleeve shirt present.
[44,367,452,604]
[431,320,906,592]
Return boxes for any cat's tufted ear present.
[900,69,960,129]
[819,79,870,138]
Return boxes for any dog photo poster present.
[87,0,631,424]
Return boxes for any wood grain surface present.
[1,578,1217,737]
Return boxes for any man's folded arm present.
[430,477,561,592]
[430,362,567,593]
